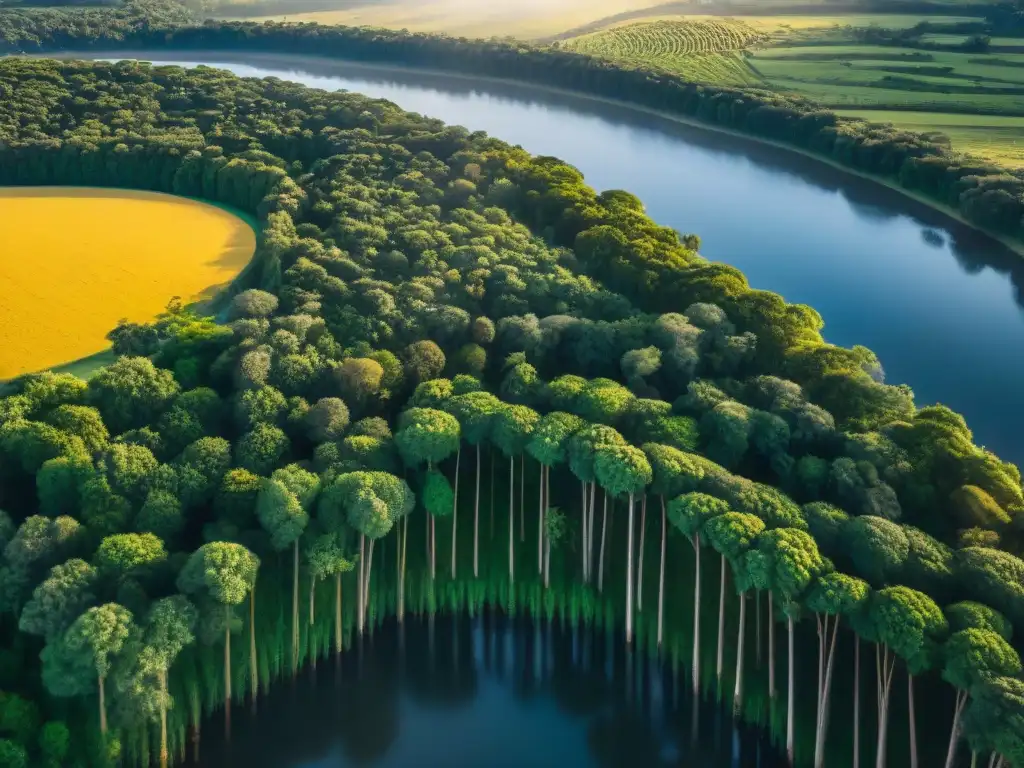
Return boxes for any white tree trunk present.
[537,459,544,575]
[814,615,841,768]
[692,533,702,696]
[908,674,918,768]
[334,573,343,655]
[398,516,407,622]
[598,491,608,594]
[945,691,968,768]
[509,456,515,585]
[734,591,747,712]
[875,645,896,768]
[520,454,525,543]
[768,592,776,699]
[854,635,861,768]
[451,446,460,579]
[363,538,375,628]
[588,482,596,584]
[357,535,365,635]
[717,554,726,685]
[292,539,300,674]
[625,492,635,645]
[581,481,588,581]
[474,444,481,578]
[657,497,666,650]
[787,615,796,765]
[637,495,646,613]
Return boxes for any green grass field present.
[562,19,764,84]
[835,109,1024,166]
[748,45,1024,119]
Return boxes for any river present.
[82,50,1024,468]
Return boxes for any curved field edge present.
[0,187,259,382]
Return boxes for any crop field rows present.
[563,19,765,85]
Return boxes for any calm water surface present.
[92,52,1024,466]
[193,613,783,768]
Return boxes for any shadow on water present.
[192,613,785,768]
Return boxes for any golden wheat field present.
[0,187,256,379]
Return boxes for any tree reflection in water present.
[192,611,785,767]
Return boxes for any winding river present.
[54,52,1010,766]
[86,51,1024,468]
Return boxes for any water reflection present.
[192,613,784,768]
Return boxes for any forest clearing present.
[0,187,255,379]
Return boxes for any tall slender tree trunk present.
[430,515,436,580]
[474,444,481,578]
[397,519,407,621]
[717,554,727,685]
[544,466,551,587]
[637,495,647,613]
[292,539,299,675]
[787,616,797,764]
[755,591,763,669]
[489,449,495,539]
[159,670,169,768]
[581,481,588,581]
[875,644,897,768]
[588,482,596,584]
[224,606,232,741]
[768,592,777,700]
[98,673,107,736]
[309,575,316,626]
[814,615,841,768]
[537,460,544,576]
[250,585,258,708]
[854,635,861,768]
[520,454,525,543]
[625,492,635,645]
[692,533,702,696]
[363,538,375,627]
[358,535,365,634]
[945,691,969,768]
[509,456,515,585]
[734,591,747,712]
[544,519,551,589]
[598,491,608,594]
[334,572,343,655]
[908,674,918,768]
[657,496,666,650]
[452,446,460,579]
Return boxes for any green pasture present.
[749,44,1024,116]
[836,108,1024,166]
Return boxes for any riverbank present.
[63,49,1024,261]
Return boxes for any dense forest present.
[0,56,1022,766]
[0,1,1022,245]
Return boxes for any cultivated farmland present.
[563,19,765,85]
[0,187,256,379]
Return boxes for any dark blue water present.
[193,613,783,768]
